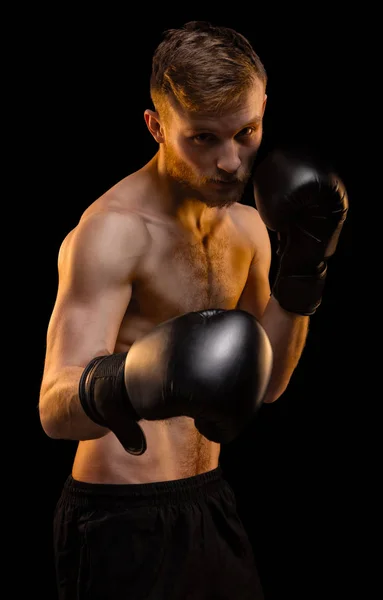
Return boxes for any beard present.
[163,143,253,208]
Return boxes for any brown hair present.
[150,20,267,119]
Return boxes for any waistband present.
[61,466,225,509]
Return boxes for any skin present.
[39,79,309,484]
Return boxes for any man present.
[39,20,348,600]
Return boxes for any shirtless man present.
[39,20,348,600]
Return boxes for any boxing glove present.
[252,146,349,315]
[79,309,273,455]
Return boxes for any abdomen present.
[72,417,221,484]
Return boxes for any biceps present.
[237,264,271,320]
[44,283,132,371]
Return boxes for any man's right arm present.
[38,209,150,441]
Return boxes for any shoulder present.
[58,207,150,269]
[61,171,151,246]
[231,202,265,224]
[229,202,270,250]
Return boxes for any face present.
[161,82,267,208]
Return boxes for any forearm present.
[39,366,109,441]
[259,295,309,403]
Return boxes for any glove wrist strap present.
[272,262,327,316]
[79,353,141,425]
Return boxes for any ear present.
[144,109,165,143]
[261,94,267,117]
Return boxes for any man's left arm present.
[237,210,309,404]
[238,146,348,404]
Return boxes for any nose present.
[216,142,241,174]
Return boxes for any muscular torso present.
[72,198,255,484]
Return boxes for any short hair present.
[150,20,267,119]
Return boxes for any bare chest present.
[130,224,252,326]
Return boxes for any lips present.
[211,180,238,185]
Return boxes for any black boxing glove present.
[252,146,349,315]
[79,309,273,454]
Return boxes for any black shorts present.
[53,466,264,600]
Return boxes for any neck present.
[144,152,222,237]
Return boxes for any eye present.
[237,127,257,137]
[191,133,215,144]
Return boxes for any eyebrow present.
[185,116,263,133]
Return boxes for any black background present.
[27,8,353,600]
